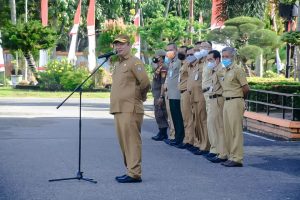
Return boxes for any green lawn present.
[0,87,111,98]
[0,86,153,99]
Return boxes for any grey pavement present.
[0,98,299,200]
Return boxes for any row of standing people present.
[151,41,250,167]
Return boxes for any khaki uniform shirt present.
[178,61,189,91]
[187,60,205,103]
[218,63,248,98]
[110,53,150,114]
[202,62,212,92]
[207,63,223,96]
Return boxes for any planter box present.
[243,111,300,141]
[15,85,40,90]
[10,75,23,87]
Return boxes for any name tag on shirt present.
[194,73,198,80]
[169,70,173,78]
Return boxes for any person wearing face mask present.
[218,47,250,167]
[186,47,210,155]
[177,46,195,149]
[163,43,185,147]
[151,50,169,141]
[204,50,228,163]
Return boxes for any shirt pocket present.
[121,66,129,73]
[226,73,235,82]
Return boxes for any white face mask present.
[194,49,209,60]
[207,61,216,69]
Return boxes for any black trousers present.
[169,99,185,143]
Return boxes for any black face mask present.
[152,57,159,63]
[178,53,186,60]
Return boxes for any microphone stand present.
[49,56,111,184]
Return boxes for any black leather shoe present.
[193,150,209,155]
[115,174,127,180]
[187,146,199,153]
[183,143,193,149]
[164,139,175,145]
[116,175,142,183]
[174,143,186,149]
[207,156,228,163]
[221,160,243,167]
[205,153,217,158]
[151,133,168,141]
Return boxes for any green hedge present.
[247,77,300,120]
[247,77,300,94]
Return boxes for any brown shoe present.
[221,160,243,167]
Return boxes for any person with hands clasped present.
[218,47,250,167]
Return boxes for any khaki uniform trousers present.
[114,112,143,179]
[165,98,175,139]
[223,98,244,163]
[192,99,210,151]
[181,91,194,145]
[207,96,228,159]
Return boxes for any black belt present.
[202,87,210,93]
[180,90,187,94]
[225,97,244,101]
[209,94,222,99]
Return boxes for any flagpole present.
[0,31,5,85]
[24,0,28,81]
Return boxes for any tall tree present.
[9,0,16,24]
[1,21,57,81]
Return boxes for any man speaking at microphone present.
[110,34,150,183]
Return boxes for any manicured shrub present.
[38,59,92,91]
[60,67,92,91]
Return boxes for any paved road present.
[0,98,299,200]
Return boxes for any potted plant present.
[10,68,23,87]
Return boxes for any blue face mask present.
[186,55,197,64]
[207,61,215,69]
[164,57,170,64]
[222,59,232,68]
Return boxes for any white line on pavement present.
[243,131,276,142]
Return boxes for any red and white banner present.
[0,36,4,72]
[38,0,48,71]
[41,0,48,26]
[87,0,96,71]
[68,0,82,65]
[211,0,224,30]
[133,9,141,59]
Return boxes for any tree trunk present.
[255,53,263,77]
[188,0,194,45]
[164,0,171,18]
[9,0,16,24]
[295,46,300,81]
[23,51,39,81]
[178,0,182,17]
[270,1,283,74]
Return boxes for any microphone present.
[98,50,117,59]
